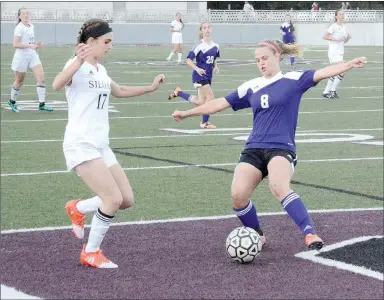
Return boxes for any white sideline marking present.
[1,157,383,177]
[1,108,383,123]
[1,207,382,235]
[355,141,384,146]
[295,236,384,281]
[2,128,382,144]
[1,285,41,299]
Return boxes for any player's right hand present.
[195,67,206,76]
[172,110,187,122]
[75,43,92,63]
[350,57,367,68]
[30,44,39,50]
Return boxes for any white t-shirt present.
[327,23,348,55]
[170,20,183,34]
[13,22,36,56]
[63,58,112,148]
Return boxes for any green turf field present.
[1,44,383,230]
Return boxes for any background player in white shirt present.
[322,10,351,99]
[8,8,53,112]
[166,13,184,64]
[52,19,165,269]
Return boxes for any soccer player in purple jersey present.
[168,22,220,129]
[280,14,296,69]
[172,40,367,250]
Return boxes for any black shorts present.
[239,148,297,178]
[193,79,211,88]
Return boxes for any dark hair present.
[256,40,303,58]
[76,19,110,45]
[17,7,25,24]
[286,14,295,32]
[176,13,184,30]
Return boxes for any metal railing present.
[1,9,383,23]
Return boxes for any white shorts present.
[63,143,118,171]
[328,54,344,64]
[11,52,41,72]
[172,33,183,44]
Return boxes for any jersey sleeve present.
[187,43,200,60]
[13,25,23,37]
[327,24,335,35]
[216,45,220,59]
[297,70,318,92]
[170,20,176,28]
[224,82,252,111]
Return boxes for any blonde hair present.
[199,22,210,40]
[256,40,303,58]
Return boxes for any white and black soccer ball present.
[225,226,263,263]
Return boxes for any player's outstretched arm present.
[172,98,230,121]
[111,74,165,98]
[313,57,367,82]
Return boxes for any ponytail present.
[256,40,303,58]
[16,7,24,25]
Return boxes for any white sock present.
[85,209,113,253]
[167,52,175,59]
[36,85,46,103]
[323,77,334,94]
[76,196,102,214]
[177,52,182,62]
[10,86,20,101]
[331,75,343,92]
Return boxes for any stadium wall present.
[1,22,382,46]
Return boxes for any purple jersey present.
[187,40,220,83]
[225,70,317,152]
[280,22,295,44]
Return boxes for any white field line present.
[295,236,384,281]
[1,285,40,299]
[1,108,383,124]
[1,207,382,234]
[1,157,383,177]
[1,128,383,144]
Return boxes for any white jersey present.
[13,22,36,56]
[63,58,112,148]
[171,20,183,34]
[327,23,348,56]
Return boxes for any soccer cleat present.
[65,199,85,239]
[8,100,19,112]
[200,122,216,129]
[305,234,324,250]
[80,245,118,268]
[168,87,182,100]
[322,93,332,99]
[38,104,53,111]
[330,91,339,99]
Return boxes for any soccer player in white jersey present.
[52,19,165,268]
[168,22,220,129]
[322,10,351,99]
[172,40,367,250]
[8,7,53,112]
[166,13,184,64]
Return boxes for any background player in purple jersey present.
[280,14,296,69]
[168,22,220,129]
[172,40,367,250]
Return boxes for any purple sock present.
[233,201,260,231]
[178,91,191,101]
[290,56,295,65]
[202,114,210,123]
[281,192,316,235]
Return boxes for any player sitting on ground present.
[172,39,367,250]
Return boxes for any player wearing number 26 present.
[172,39,367,250]
[52,19,165,268]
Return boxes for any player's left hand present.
[350,57,367,68]
[37,41,45,48]
[213,66,219,73]
[151,74,165,91]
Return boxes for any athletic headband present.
[258,42,280,55]
[82,23,112,42]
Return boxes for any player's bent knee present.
[268,182,290,200]
[230,189,250,208]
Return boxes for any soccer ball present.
[225,226,263,263]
